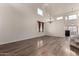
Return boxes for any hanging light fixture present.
[37,4,54,24]
[43,15,54,24]
[43,4,54,24]
[47,15,54,24]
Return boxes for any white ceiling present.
[9,3,79,17]
[28,3,79,16]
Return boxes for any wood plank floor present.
[70,45,79,55]
[0,36,78,56]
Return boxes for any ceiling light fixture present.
[43,5,54,24]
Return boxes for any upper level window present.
[37,8,43,16]
[68,14,77,20]
[56,16,63,20]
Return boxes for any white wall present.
[0,4,45,45]
[0,4,70,45]
[45,20,65,37]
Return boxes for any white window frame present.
[37,8,43,16]
[68,26,78,35]
[68,14,77,20]
[56,16,63,20]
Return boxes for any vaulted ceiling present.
[29,3,79,16]
[5,3,79,17]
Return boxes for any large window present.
[68,26,78,35]
[56,16,63,20]
[68,14,77,20]
[37,8,43,16]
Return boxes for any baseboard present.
[0,34,45,45]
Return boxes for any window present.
[37,8,43,16]
[68,26,78,35]
[56,16,63,20]
[68,14,77,20]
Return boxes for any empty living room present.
[0,3,79,56]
